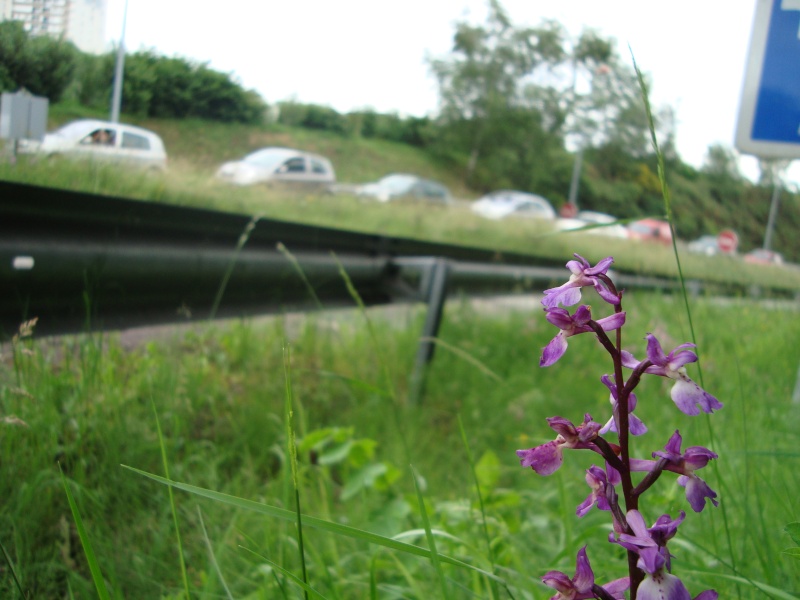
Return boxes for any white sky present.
[105,0,800,187]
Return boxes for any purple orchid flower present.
[622,333,723,416]
[540,306,626,367]
[611,509,665,575]
[576,464,621,517]
[648,511,685,572]
[610,510,717,600]
[542,253,620,309]
[598,374,647,436]
[517,414,603,476]
[653,431,719,512]
[637,573,717,600]
[542,546,630,600]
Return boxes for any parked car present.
[555,210,628,238]
[19,119,168,171]
[215,147,335,187]
[357,173,451,204]
[743,248,783,265]
[687,235,721,256]
[471,190,556,220]
[627,218,672,244]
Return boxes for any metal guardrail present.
[0,180,576,337]
[0,180,705,400]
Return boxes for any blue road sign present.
[736,0,800,158]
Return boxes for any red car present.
[743,248,783,266]
[627,219,672,245]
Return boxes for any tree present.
[429,0,565,180]
[0,21,78,102]
[429,1,670,197]
[702,144,742,181]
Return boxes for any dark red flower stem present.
[594,275,644,598]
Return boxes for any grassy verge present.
[1,289,798,598]
[2,153,799,295]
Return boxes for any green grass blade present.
[196,506,234,600]
[411,465,448,598]
[210,214,260,320]
[682,570,798,600]
[121,465,507,584]
[284,344,310,600]
[59,465,111,600]
[0,537,26,599]
[152,401,191,599]
[277,242,324,310]
[458,415,503,599]
[238,546,330,600]
[631,48,739,594]
[333,252,397,403]
[369,552,378,600]
[308,370,394,398]
[421,338,502,382]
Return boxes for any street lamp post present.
[110,0,129,123]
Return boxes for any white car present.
[471,191,556,220]
[356,173,451,204]
[215,147,336,188]
[21,119,168,171]
[687,235,721,256]
[555,211,629,239]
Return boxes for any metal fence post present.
[407,258,449,406]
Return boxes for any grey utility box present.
[0,91,49,141]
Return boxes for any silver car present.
[216,147,336,188]
[471,190,556,220]
[22,119,168,171]
[357,173,451,204]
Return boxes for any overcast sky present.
[105,0,800,186]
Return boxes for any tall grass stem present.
[0,537,26,599]
[631,48,739,597]
[152,399,191,599]
[209,214,261,320]
[59,464,111,600]
[284,344,310,600]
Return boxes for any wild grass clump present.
[1,291,799,598]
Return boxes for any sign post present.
[717,230,739,254]
[735,0,800,251]
[735,0,800,158]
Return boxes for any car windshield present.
[377,174,417,193]
[243,149,296,168]
[629,223,653,234]
[52,121,97,138]
[577,211,615,224]
[484,192,519,203]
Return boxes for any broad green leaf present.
[346,438,378,467]
[475,450,501,491]
[341,463,387,501]
[786,522,800,546]
[318,440,354,466]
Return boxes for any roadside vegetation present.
[2,291,800,598]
